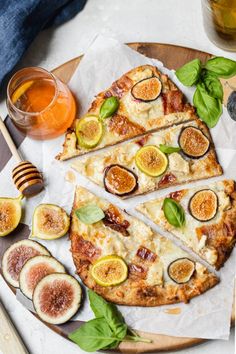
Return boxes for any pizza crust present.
[56,65,194,161]
[137,180,236,269]
[71,119,222,198]
[70,187,218,306]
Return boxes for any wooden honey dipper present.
[0,117,44,197]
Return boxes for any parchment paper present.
[1,35,235,340]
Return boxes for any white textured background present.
[0,0,235,353]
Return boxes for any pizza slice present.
[137,180,236,270]
[71,119,222,198]
[56,64,196,160]
[70,186,218,306]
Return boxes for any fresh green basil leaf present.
[175,59,201,86]
[193,84,222,128]
[201,72,223,101]
[163,198,185,228]
[75,204,105,225]
[100,96,119,119]
[205,57,236,78]
[68,318,118,352]
[159,144,181,154]
[88,290,127,339]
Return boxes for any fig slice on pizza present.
[137,180,236,270]
[71,119,222,198]
[56,65,196,160]
[70,186,218,306]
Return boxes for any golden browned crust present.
[138,180,236,270]
[71,119,223,199]
[71,238,218,306]
[56,65,195,161]
[196,181,236,270]
[70,187,219,306]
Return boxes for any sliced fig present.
[189,189,218,222]
[33,273,82,324]
[104,164,138,196]
[131,77,162,102]
[135,145,168,177]
[178,126,210,158]
[2,240,50,287]
[168,258,195,284]
[0,195,22,237]
[76,115,103,148]
[32,204,70,240]
[19,255,65,299]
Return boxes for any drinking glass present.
[7,67,76,140]
[202,0,236,51]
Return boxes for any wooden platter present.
[0,43,235,353]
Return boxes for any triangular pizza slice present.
[137,180,236,270]
[57,65,196,160]
[70,186,218,306]
[71,119,222,198]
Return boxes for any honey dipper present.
[0,116,44,196]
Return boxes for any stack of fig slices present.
[1,239,82,325]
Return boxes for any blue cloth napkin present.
[0,0,87,85]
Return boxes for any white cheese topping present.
[168,153,190,174]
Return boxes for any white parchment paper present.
[1,35,235,340]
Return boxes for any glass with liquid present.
[202,0,236,51]
[7,67,76,140]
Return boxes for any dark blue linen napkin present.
[0,0,87,85]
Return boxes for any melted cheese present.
[73,187,210,288]
[168,153,190,174]
[122,91,164,123]
[137,180,231,267]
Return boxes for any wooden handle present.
[0,300,29,354]
[0,117,22,164]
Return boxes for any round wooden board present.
[0,43,235,353]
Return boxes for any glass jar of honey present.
[202,0,236,51]
[7,67,76,140]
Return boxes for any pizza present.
[137,180,236,270]
[56,64,196,160]
[70,186,218,306]
[71,120,222,198]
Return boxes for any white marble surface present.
[0,0,235,353]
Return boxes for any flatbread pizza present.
[70,186,218,306]
[56,65,195,160]
[71,120,222,198]
[137,180,236,269]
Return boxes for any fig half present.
[76,115,103,148]
[33,273,82,324]
[131,77,162,102]
[0,195,22,237]
[168,258,195,284]
[189,189,218,222]
[178,126,210,158]
[104,164,138,196]
[135,145,168,177]
[2,240,50,287]
[32,204,70,240]
[19,255,66,299]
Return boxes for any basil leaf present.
[175,59,201,86]
[100,96,119,119]
[88,290,127,339]
[205,57,236,78]
[159,144,181,154]
[201,72,223,101]
[193,84,222,128]
[163,198,185,228]
[68,318,118,352]
[75,204,105,224]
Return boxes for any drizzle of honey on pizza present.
[164,307,181,315]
